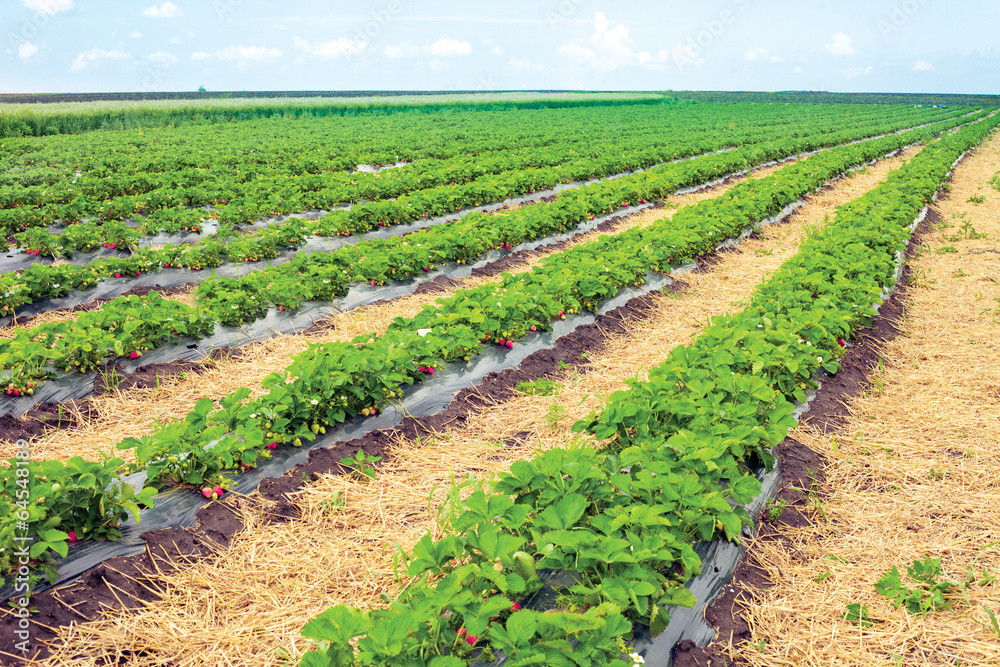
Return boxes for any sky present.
[2,0,998,95]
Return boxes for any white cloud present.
[70,47,130,72]
[557,12,637,72]
[384,42,420,59]
[560,12,687,72]
[826,32,855,56]
[491,45,504,55]
[384,39,471,59]
[169,28,195,44]
[192,45,281,62]
[428,37,472,57]
[21,0,73,16]
[130,30,143,39]
[147,50,177,65]
[793,65,804,73]
[635,44,704,71]
[18,42,39,59]
[913,59,935,71]
[745,48,782,64]
[509,57,543,71]
[841,64,874,79]
[293,35,366,58]
[143,1,182,18]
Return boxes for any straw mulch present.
[0,155,798,466]
[721,134,1000,666]
[28,145,927,666]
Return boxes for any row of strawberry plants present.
[4,101,936,196]
[292,114,999,666]
[0,122,840,585]
[292,106,956,237]
[5,133,766,257]
[21,106,987,311]
[5,103,933,255]
[0,112,968,396]
[118,111,952,500]
[0,292,215,396]
[0,108,939,319]
[0,110,980,588]
[4,101,847,232]
[5,125,698,239]
[0,112,846,289]
[186,109,978,322]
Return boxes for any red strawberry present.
[129,351,140,359]
[427,367,434,375]
[68,530,78,543]
[202,488,213,499]
[115,273,121,278]
[529,325,536,332]
[213,486,224,497]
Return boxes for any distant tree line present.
[667,90,1000,106]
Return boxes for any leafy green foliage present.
[842,603,879,627]
[875,557,960,614]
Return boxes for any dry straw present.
[32,146,926,665]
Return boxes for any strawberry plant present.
[875,556,961,615]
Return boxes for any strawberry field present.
[0,96,997,666]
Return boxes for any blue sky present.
[2,0,998,94]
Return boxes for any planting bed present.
[0,98,996,666]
